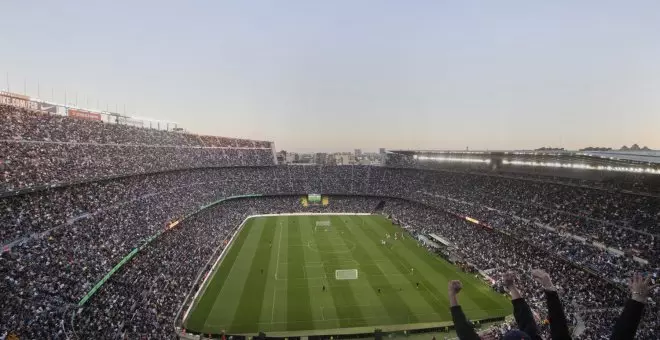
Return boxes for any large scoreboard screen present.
[308,194,322,203]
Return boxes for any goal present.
[335,269,358,280]
[316,221,331,228]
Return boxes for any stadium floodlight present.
[501,159,660,174]
[417,156,491,164]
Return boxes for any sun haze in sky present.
[1,1,659,152]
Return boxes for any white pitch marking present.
[274,224,284,280]
[271,222,285,322]
[270,288,277,323]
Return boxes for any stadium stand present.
[0,104,274,193]
[0,105,658,339]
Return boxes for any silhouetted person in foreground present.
[610,273,657,340]
[449,269,571,340]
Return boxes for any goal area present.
[335,269,358,280]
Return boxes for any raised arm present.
[503,272,542,340]
[531,269,571,340]
[611,273,656,340]
[448,280,480,340]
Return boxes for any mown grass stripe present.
[258,217,287,332]
[229,217,278,333]
[298,216,341,330]
[208,217,269,330]
[286,218,314,330]
[185,217,255,331]
[335,216,419,325]
[270,216,290,330]
[365,215,510,319]
[307,215,368,329]
[323,216,392,327]
[402,233,509,315]
[355,216,454,321]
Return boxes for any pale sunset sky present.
[1,1,659,152]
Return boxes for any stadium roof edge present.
[389,149,660,166]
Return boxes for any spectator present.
[610,273,658,340]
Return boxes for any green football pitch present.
[184,214,511,336]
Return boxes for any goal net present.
[335,269,358,280]
[316,221,331,228]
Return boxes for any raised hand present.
[630,273,658,303]
[502,272,516,288]
[531,269,555,291]
[478,329,497,340]
[448,280,463,296]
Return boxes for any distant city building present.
[379,148,386,154]
[286,152,299,164]
[325,155,337,165]
[298,153,314,163]
[276,150,302,164]
[333,152,356,165]
[278,150,388,165]
[315,153,328,165]
[276,151,286,164]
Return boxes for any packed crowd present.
[1,182,227,339]
[2,108,656,264]
[0,104,270,148]
[384,168,659,261]
[386,152,660,194]
[0,161,657,338]
[0,104,274,192]
[73,198,247,339]
[420,197,653,286]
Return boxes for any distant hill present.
[620,144,652,151]
[580,144,653,152]
[534,147,565,151]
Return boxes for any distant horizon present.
[2,1,659,151]
[3,83,658,152]
[279,146,658,154]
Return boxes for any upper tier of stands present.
[0,104,271,147]
[0,104,275,193]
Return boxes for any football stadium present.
[2,3,660,340]
[2,97,658,339]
